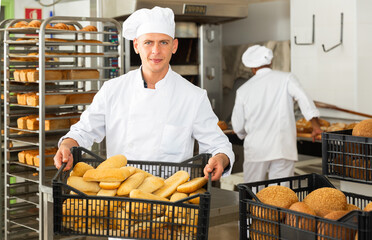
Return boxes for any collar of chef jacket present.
[138,65,171,90]
[255,67,272,75]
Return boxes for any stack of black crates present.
[237,129,372,240]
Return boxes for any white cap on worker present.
[242,45,273,68]
[122,6,175,40]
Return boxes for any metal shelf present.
[3,16,124,239]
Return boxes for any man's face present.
[133,33,178,76]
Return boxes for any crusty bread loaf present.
[137,176,165,193]
[303,187,347,217]
[18,151,26,163]
[27,70,63,82]
[26,93,67,106]
[70,162,94,177]
[97,189,117,197]
[13,70,21,81]
[33,147,57,167]
[79,25,98,32]
[27,20,41,28]
[12,21,28,28]
[67,176,101,193]
[188,188,207,204]
[117,172,146,196]
[20,69,33,82]
[99,181,121,190]
[45,118,70,131]
[65,92,96,104]
[352,119,372,137]
[153,170,190,198]
[121,166,136,176]
[17,93,33,105]
[17,115,37,129]
[177,177,208,193]
[129,189,169,202]
[83,168,131,182]
[96,154,127,169]
[25,150,39,165]
[66,69,100,80]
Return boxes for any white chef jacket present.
[231,68,319,162]
[61,66,234,175]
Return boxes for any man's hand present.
[310,117,323,142]
[53,138,79,171]
[203,153,230,181]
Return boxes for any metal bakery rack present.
[2,16,123,239]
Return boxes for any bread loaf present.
[177,177,208,193]
[18,151,26,163]
[26,93,67,106]
[153,170,190,198]
[96,154,127,169]
[97,189,117,197]
[285,202,316,232]
[27,70,63,82]
[66,69,99,80]
[70,162,94,177]
[17,93,33,105]
[13,70,21,81]
[129,189,169,202]
[17,115,37,129]
[134,168,153,177]
[99,181,121,190]
[27,20,41,28]
[67,176,101,193]
[137,176,165,193]
[33,147,57,167]
[352,119,372,137]
[20,69,33,82]
[25,150,38,165]
[117,172,146,196]
[188,188,207,204]
[65,92,96,104]
[45,118,70,131]
[83,168,131,182]
[121,166,136,176]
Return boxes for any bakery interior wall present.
[221,0,372,125]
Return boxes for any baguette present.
[70,162,94,177]
[83,168,131,182]
[121,166,136,176]
[97,189,117,197]
[96,154,127,169]
[188,188,207,204]
[177,177,208,193]
[153,170,190,198]
[137,176,165,193]
[99,181,121,190]
[135,168,153,177]
[129,189,169,202]
[67,176,101,193]
[117,172,146,196]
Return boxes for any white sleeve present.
[192,91,235,176]
[231,92,247,140]
[287,74,320,121]
[58,84,107,148]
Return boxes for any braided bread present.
[27,20,41,28]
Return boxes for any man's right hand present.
[53,138,79,171]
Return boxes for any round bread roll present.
[364,201,372,211]
[70,161,94,177]
[318,210,356,240]
[250,219,279,240]
[345,203,360,211]
[253,185,298,221]
[352,119,372,137]
[303,187,347,217]
[349,159,371,180]
[285,202,316,232]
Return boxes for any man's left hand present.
[203,153,230,181]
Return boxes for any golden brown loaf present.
[12,21,28,28]
[27,20,42,28]
[286,202,316,232]
[67,176,101,193]
[99,181,121,190]
[96,154,127,169]
[67,24,76,31]
[117,172,146,196]
[70,162,94,177]
[53,23,69,30]
[137,176,165,193]
[83,168,131,182]
[153,170,190,198]
[364,201,372,211]
[177,177,208,193]
[188,187,207,204]
[79,25,98,32]
[352,119,372,137]
[303,187,347,217]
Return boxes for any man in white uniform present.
[231,45,321,183]
[54,7,234,181]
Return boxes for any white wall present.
[291,0,372,119]
[222,0,290,46]
[14,0,90,19]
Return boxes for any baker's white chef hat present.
[122,6,175,40]
[242,45,273,68]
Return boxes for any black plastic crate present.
[322,129,372,184]
[238,173,372,240]
[53,147,211,239]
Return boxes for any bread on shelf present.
[10,21,28,28]
[17,115,38,129]
[79,25,98,32]
[75,39,103,44]
[27,20,42,28]
[17,93,34,105]
[27,70,64,82]
[26,93,67,106]
[66,69,100,80]
[66,92,96,104]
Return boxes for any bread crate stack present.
[237,119,372,240]
[2,17,123,239]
